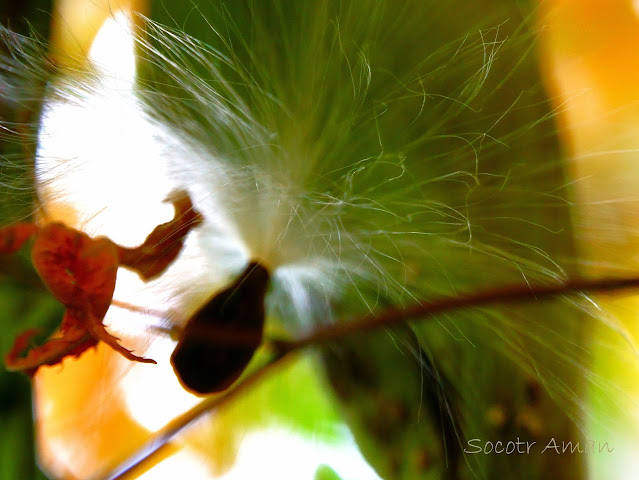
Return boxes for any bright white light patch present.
[587,432,639,480]
[217,428,382,480]
[88,9,136,89]
[37,10,177,246]
[138,428,383,480]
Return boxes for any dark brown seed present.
[171,262,270,394]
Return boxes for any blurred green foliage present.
[315,465,344,480]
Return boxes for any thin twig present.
[277,275,639,351]
[91,350,296,480]
[96,275,639,480]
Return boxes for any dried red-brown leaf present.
[118,190,203,280]
[3,190,203,375]
[5,326,95,377]
[31,224,119,318]
[0,223,38,254]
